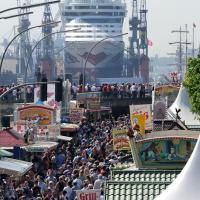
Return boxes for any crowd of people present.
[0,82,152,103]
[1,116,132,200]
[72,83,152,99]
[0,84,34,103]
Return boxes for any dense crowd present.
[72,83,152,99]
[0,83,152,103]
[0,84,34,103]
[1,116,132,200]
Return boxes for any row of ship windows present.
[62,12,124,16]
[65,19,122,23]
[66,30,121,33]
[65,35,120,38]
[66,25,119,28]
[65,6,123,9]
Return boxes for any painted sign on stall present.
[129,104,152,130]
[17,105,54,125]
[69,108,84,123]
[136,137,197,169]
[112,127,130,151]
[130,114,146,135]
[77,92,101,107]
[76,189,101,200]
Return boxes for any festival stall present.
[23,141,58,153]
[61,123,79,140]
[132,130,200,169]
[0,149,13,157]
[0,158,32,177]
[86,106,112,121]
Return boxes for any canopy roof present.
[23,141,58,152]
[0,158,32,177]
[155,134,200,200]
[0,129,26,148]
[0,149,13,157]
[56,135,73,141]
[168,86,200,128]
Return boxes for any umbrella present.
[0,149,13,157]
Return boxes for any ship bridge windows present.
[65,6,72,9]
[74,6,96,9]
[74,6,90,9]
[64,12,78,16]
[97,12,113,16]
[98,6,114,9]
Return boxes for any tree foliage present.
[184,55,200,116]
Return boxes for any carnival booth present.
[14,104,60,142]
[23,141,58,153]
[0,157,32,177]
[61,123,79,139]
[86,106,112,122]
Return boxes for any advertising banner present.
[112,127,130,151]
[34,84,61,108]
[136,138,196,169]
[130,114,146,135]
[69,108,84,123]
[47,124,60,138]
[129,104,152,130]
[17,105,54,125]
[154,101,167,120]
[76,189,101,200]
[77,92,101,108]
[77,93,88,104]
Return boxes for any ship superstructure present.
[60,0,126,82]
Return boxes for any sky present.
[0,0,199,57]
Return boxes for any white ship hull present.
[64,41,124,82]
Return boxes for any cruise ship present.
[60,0,126,83]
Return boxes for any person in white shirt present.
[91,84,97,92]
[93,175,104,189]
[63,181,72,200]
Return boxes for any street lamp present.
[0,11,33,20]
[83,33,128,88]
[0,21,61,73]
[24,28,80,85]
[0,0,60,14]
[23,28,80,104]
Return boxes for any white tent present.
[155,134,200,200]
[168,86,200,128]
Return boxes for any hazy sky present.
[0,0,199,57]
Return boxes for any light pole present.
[0,11,33,20]
[24,28,80,85]
[83,33,128,89]
[24,28,80,103]
[0,21,61,74]
[55,42,74,80]
[0,0,60,14]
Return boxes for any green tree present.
[184,55,200,116]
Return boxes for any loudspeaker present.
[79,73,83,85]
[55,78,63,102]
[13,146,21,159]
[1,116,10,128]
[40,77,47,101]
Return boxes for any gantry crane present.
[129,0,149,82]
[16,0,33,79]
[35,1,59,81]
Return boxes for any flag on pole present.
[147,39,153,46]
[193,23,196,28]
